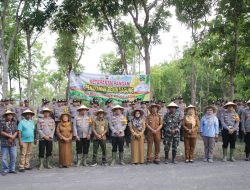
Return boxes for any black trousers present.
[244,132,250,155]
[222,129,237,149]
[76,138,90,154]
[125,124,131,143]
[39,140,53,158]
[112,136,124,153]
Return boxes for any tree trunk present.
[26,30,32,100]
[1,55,9,98]
[144,45,150,75]
[66,65,72,101]
[191,62,197,105]
[9,77,12,98]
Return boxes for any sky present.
[38,7,192,74]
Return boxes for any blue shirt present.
[18,119,35,142]
[200,115,219,138]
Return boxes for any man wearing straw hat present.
[17,109,36,172]
[163,102,181,164]
[146,103,163,164]
[37,108,56,170]
[73,105,92,167]
[241,100,250,161]
[0,110,18,176]
[91,109,109,166]
[110,105,127,166]
[221,101,240,162]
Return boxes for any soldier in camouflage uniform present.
[103,99,113,140]
[163,102,181,164]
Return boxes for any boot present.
[245,153,250,161]
[39,158,44,170]
[119,152,126,165]
[229,148,236,162]
[172,151,177,164]
[110,152,117,166]
[222,148,228,162]
[82,154,89,166]
[164,151,169,164]
[77,154,82,167]
[46,157,53,169]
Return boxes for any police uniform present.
[241,100,250,160]
[73,105,92,166]
[122,100,131,147]
[221,102,240,162]
[110,105,127,166]
[163,102,181,164]
[37,108,55,169]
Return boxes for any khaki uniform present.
[130,118,146,164]
[146,113,163,161]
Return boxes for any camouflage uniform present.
[163,111,181,163]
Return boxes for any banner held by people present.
[69,72,150,102]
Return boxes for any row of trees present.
[0,0,249,106]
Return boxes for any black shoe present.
[153,160,160,165]
[19,169,25,172]
[189,160,194,163]
[9,171,17,174]
[25,167,32,170]
[146,160,152,165]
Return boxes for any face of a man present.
[227,105,234,112]
[43,111,50,117]
[115,109,122,115]
[24,114,32,120]
[98,113,104,119]
[169,107,176,113]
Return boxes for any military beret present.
[106,99,113,104]
[24,99,29,103]
[141,101,147,105]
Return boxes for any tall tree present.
[0,0,28,98]
[21,0,57,99]
[123,0,171,74]
[171,0,213,104]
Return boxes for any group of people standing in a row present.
[0,96,250,177]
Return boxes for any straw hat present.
[185,105,197,111]
[112,105,124,112]
[21,109,35,116]
[148,103,161,111]
[166,102,179,108]
[3,110,16,117]
[223,101,237,109]
[204,105,217,113]
[94,109,107,116]
[40,107,53,114]
[77,105,89,111]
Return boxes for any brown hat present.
[22,109,35,116]
[204,105,217,113]
[148,103,161,111]
[3,110,16,117]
